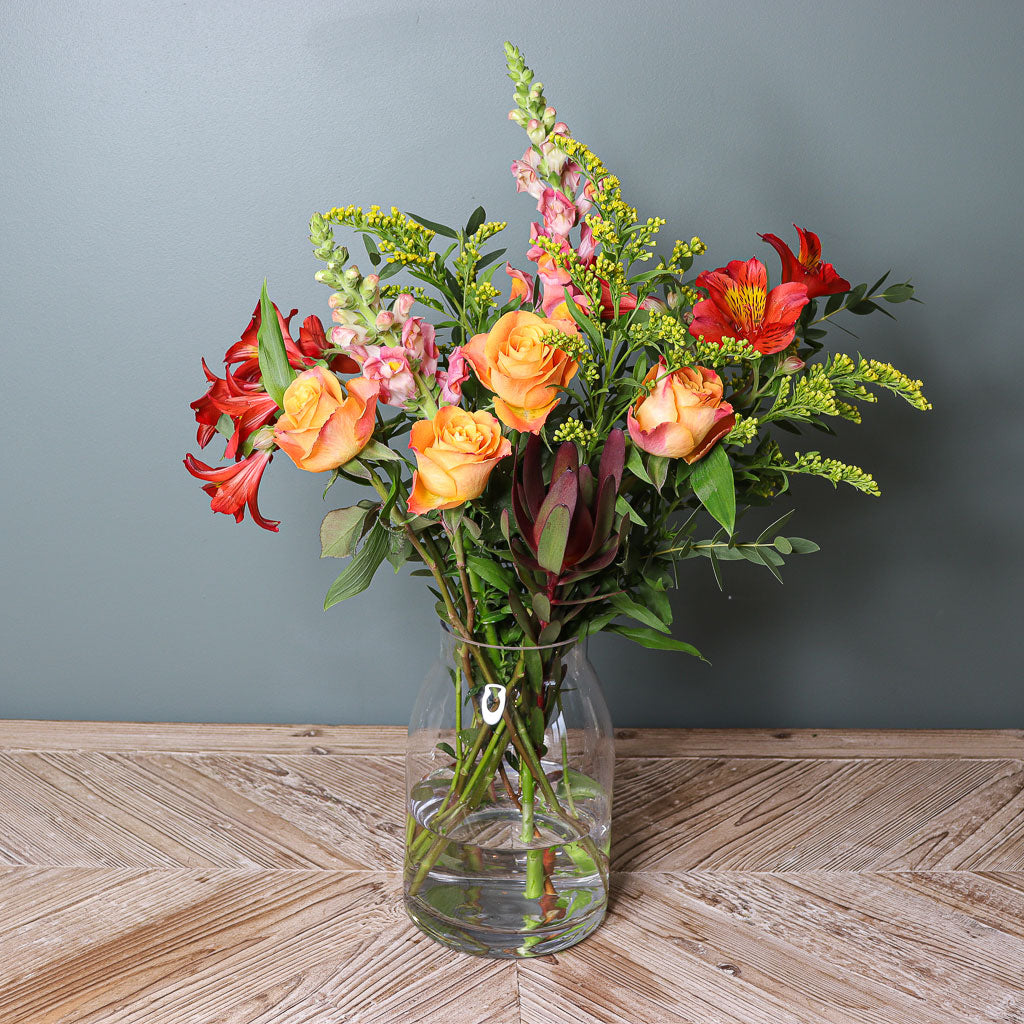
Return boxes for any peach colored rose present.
[408,406,511,515]
[273,367,378,473]
[463,310,579,433]
[627,359,735,464]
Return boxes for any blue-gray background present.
[2,0,1021,727]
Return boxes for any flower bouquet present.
[184,43,930,957]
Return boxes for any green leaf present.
[560,290,603,348]
[362,234,382,267]
[466,554,513,590]
[537,505,571,573]
[320,503,377,558]
[323,522,389,608]
[474,248,507,272]
[436,741,456,759]
[625,445,654,485]
[774,536,793,555]
[786,537,820,554]
[465,206,486,236]
[377,261,404,281]
[823,292,847,317]
[532,592,552,622]
[616,495,647,527]
[386,530,412,572]
[405,211,459,239]
[647,454,669,493]
[214,413,233,441]
[691,445,736,536]
[881,282,914,303]
[257,280,295,408]
[357,440,402,464]
[608,592,670,634]
[607,625,706,660]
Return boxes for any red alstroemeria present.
[758,225,851,299]
[184,449,279,532]
[224,301,311,381]
[190,359,230,449]
[597,280,637,320]
[690,258,809,355]
[295,314,359,375]
[189,359,280,458]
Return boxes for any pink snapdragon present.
[511,149,545,200]
[401,316,439,378]
[362,345,418,406]
[437,346,471,405]
[538,187,577,240]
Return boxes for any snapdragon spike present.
[184,449,279,532]
[510,430,627,586]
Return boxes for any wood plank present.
[612,756,1024,872]
[1,721,1022,759]
[0,751,404,870]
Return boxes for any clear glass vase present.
[404,626,614,958]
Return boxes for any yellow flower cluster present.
[552,418,598,446]
[321,205,436,268]
[724,414,760,447]
[693,336,761,367]
[858,359,932,411]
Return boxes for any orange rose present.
[408,406,512,514]
[273,367,378,472]
[627,359,735,463]
[464,310,579,433]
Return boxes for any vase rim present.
[439,621,585,653]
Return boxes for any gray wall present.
[2,0,1021,727]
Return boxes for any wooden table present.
[0,723,1022,1023]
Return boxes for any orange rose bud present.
[627,359,736,464]
[463,310,579,433]
[408,406,512,515]
[273,367,378,473]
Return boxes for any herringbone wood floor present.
[0,723,1021,1023]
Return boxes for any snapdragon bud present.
[375,310,395,331]
[330,292,355,311]
[343,265,361,285]
[333,246,349,264]
[360,274,380,301]
[526,118,545,146]
[508,109,528,126]
[665,289,680,309]
[543,106,557,131]
[780,356,806,374]
[529,82,543,101]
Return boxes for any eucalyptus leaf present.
[466,554,513,590]
[786,537,820,554]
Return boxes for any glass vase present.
[403,626,614,958]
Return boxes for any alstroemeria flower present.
[184,449,279,532]
[759,225,851,299]
[189,360,279,458]
[690,258,809,355]
[361,346,418,406]
[295,314,358,375]
[223,300,311,381]
[401,316,439,378]
[437,346,470,405]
